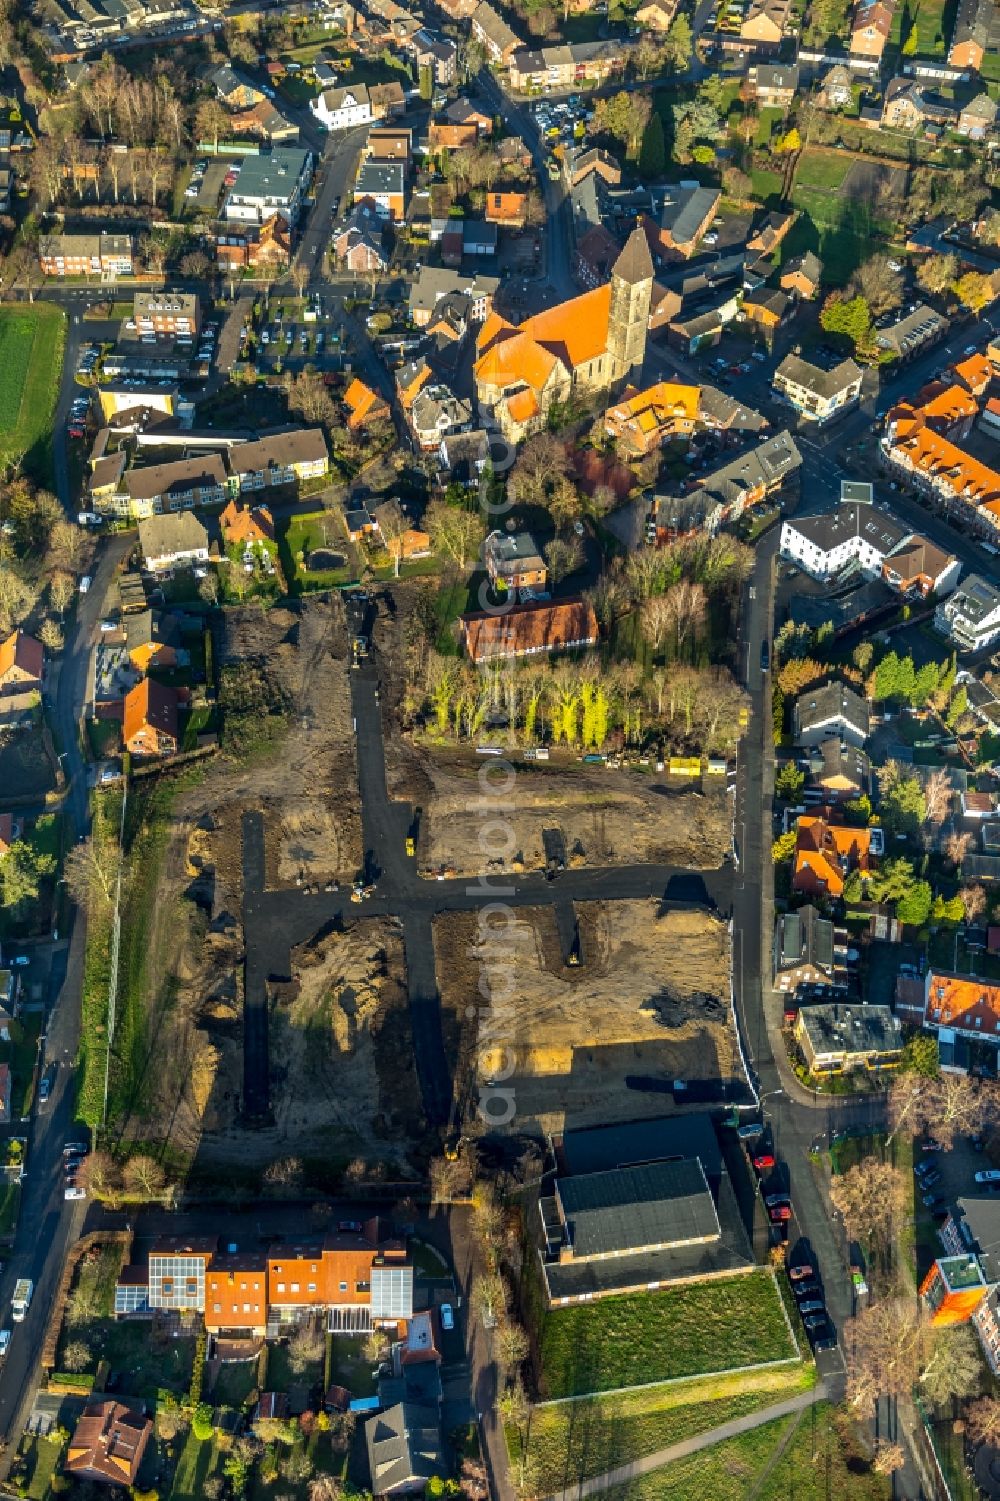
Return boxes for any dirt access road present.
[242,640,736,1133]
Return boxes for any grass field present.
[170,1429,226,1501]
[756,107,784,146]
[537,1272,796,1398]
[890,0,951,56]
[751,168,784,203]
[509,1364,816,1493]
[279,509,358,593]
[0,304,66,485]
[794,151,853,190]
[593,1403,889,1501]
[782,189,894,284]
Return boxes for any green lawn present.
[12,1434,61,1500]
[751,168,784,204]
[58,1314,196,1400]
[170,1429,225,1501]
[328,1335,377,1398]
[794,151,853,190]
[0,304,66,485]
[889,0,950,55]
[756,107,784,146]
[87,717,122,760]
[433,573,475,655]
[279,509,358,593]
[209,1357,261,1408]
[592,1403,888,1501]
[782,191,894,284]
[537,1272,797,1398]
[509,1364,816,1493]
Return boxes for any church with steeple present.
[473,226,654,443]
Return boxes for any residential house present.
[948,0,995,69]
[215,214,293,274]
[460,598,598,663]
[209,64,265,111]
[575,225,622,290]
[125,455,228,519]
[747,63,799,106]
[470,1,521,65]
[445,99,492,136]
[654,430,802,540]
[773,905,845,996]
[224,148,313,225]
[569,147,622,189]
[0,631,42,696]
[740,0,790,48]
[881,79,956,131]
[439,429,490,485]
[818,64,854,109]
[935,574,1000,652]
[474,228,653,442]
[39,232,133,277]
[64,1403,153,1490]
[312,83,372,132]
[922,1248,992,1329]
[881,533,961,597]
[268,1235,413,1332]
[409,387,472,448]
[437,0,478,16]
[780,251,823,299]
[604,381,701,456]
[888,382,979,444]
[205,1254,268,1337]
[508,40,629,91]
[137,513,210,573]
[134,291,199,339]
[231,100,300,143]
[124,610,180,673]
[344,379,391,432]
[123,679,180,759]
[367,127,412,164]
[333,200,388,274]
[792,815,871,898]
[875,303,948,361]
[635,0,678,27]
[748,210,796,256]
[954,351,994,398]
[774,353,863,424]
[372,503,431,562]
[958,92,998,138]
[409,267,499,326]
[354,160,405,219]
[409,29,457,84]
[397,358,434,412]
[643,184,720,262]
[370,81,407,119]
[220,499,274,548]
[485,192,528,229]
[851,0,894,58]
[794,1003,902,1075]
[229,430,329,493]
[807,739,870,802]
[366,1403,448,1496]
[484,529,547,592]
[793,681,870,749]
[428,121,479,151]
[921,970,1000,1067]
[742,286,792,340]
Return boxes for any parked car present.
[736,1122,763,1140]
[976,1170,1000,1184]
[788,1263,813,1282]
[922,1139,943,1152]
[764,1193,790,1208]
[921,1171,941,1188]
[440,1304,454,1331]
[752,1152,775,1171]
[38,1074,51,1105]
[64,1186,86,1201]
[792,1280,821,1300]
[769,1203,792,1222]
[798,1299,825,1317]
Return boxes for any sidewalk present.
[540,1384,827,1501]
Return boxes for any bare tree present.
[77,1150,120,1202]
[920,1324,982,1407]
[48,571,74,617]
[63,1340,92,1372]
[123,1154,166,1196]
[967,1396,1000,1446]
[924,768,953,826]
[961,883,988,924]
[38,618,64,654]
[494,1318,529,1379]
[846,1297,925,1417]
[945,830,973,869]
[829,1159,907,1253]
[376,499,408,579]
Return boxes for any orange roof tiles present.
[475,329,560,395]
[474,284,615,413]
[925,971,1000,1035]
[507,387,540,423]
[889,424,1000,512]
[792,815,871,898]
[521,283,613,371]
[0,629,43,684]
[606,380,700,436]
[344,378,390,430]
[954,352,993,393]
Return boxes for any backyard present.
[536,1271,797,1398]
[279,509,360,593]
[0,304,66,484]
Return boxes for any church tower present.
[606,226,654,386]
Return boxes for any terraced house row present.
[114,1226,414,1338]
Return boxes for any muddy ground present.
[120,597,367,1172]
[434,901,736,1133]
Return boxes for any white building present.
[224,149,314,225]
[773,352,864,425]
[779,500,906,580]
[311,83,372,132]
[934,574,1000,653]
[137,512,210,573]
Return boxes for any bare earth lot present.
[388,746,730,876]
[435,901,735,1132]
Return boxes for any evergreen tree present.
[639,111,666,180]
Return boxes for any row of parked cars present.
[736,1119,837,1352]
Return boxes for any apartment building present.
[224,148,313,225]
[773,352,863,424]
[643,184,720,262]
[935,573,1000,652]
[39,232,133,277]
[312,83,372,132]
[920,970,1000,1070]
[484,529,547,591]
[935,1199,1000,1367]
[508,39,628,90]
[470,0,521,64]
[794,1003,902,1075]
[124,455,227,520]
[353,160,405,220]
[882,422,1000,531]
[779,499,904,579]
[228,429,329,492]
[133,291,200,339]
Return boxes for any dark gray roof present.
[812,739,870,787]
[366,1403,445,1495]
[356,160,404,195]
[614,225,654,286]
[785,501,906,556]
[951,1197,1000,1281]
[543,1170,753,1300]
[874,303,947,355]
[657,184,721,246]
[775,351,863,400]
[697,430,802,510]
[794,680,870,740]
[698,385,767,432]
[560,1113,722,1185]
[775,905,835,974]
[556,1159,719,1259]
[797,1002,902,1057]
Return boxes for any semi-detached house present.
[470,0,521,64]
[312,83,372,132]
[773,353,863,424]
[229,429,329,492]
